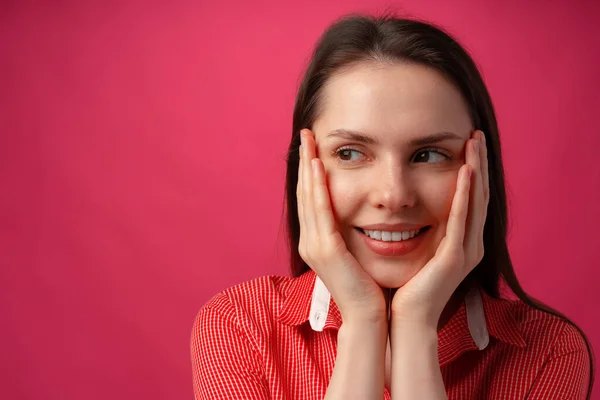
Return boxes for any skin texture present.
[311,62,473,290]
[297,61,490,398]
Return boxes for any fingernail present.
[300,131,305,147]
[473,140,479,152]
[481,132,486,145]
[311,159,318,173]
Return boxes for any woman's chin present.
[348,237,434,289]
[362,263,421,289]
[372,276,411,289]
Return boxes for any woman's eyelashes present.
[330,146,452,165]
[332,146,365,163]
[413,148,452,163]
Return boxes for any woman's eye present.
[333,148,449,164]
[336,148,364,163]
[413,149,449,163]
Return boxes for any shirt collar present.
[277,269,342,329]
[277,269,527,364]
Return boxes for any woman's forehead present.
[314,62,472,142]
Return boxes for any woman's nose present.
[368,164,417,211]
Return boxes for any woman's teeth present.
[363,228,423,242]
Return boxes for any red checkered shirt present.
[191,269,590,399]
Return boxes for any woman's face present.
[311,62,473,289]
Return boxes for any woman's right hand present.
[297,128,387,323]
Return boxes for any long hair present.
[284,13,595,398]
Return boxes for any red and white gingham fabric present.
[191,269,590,399]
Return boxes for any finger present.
[301,129,318,239]
[480,131,490,236]
[296,141,305,242]
[465,133,482,254]
[303,129,318,163]
[446,164,472,249]
[311,158,336,237]
[473,130,490,263]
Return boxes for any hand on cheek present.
[390,130,489,328]
[296,129,388,323]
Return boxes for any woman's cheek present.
[325,168,362,225]
[428,171,460,225]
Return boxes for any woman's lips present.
[356,226,431,257]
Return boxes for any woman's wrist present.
[341,309,389,327]
[390,321,446,399]
[325,310,388,399]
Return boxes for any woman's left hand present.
[390,130,489,327]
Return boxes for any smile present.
[359,226,429,242]
[355,226,431,257]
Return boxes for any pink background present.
[1,1,599,399]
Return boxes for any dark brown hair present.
[284,13,595,397]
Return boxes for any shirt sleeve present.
[526,323,591,400]
[190,292,270,400]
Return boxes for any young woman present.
[191,14,595,399]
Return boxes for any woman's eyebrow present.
[326,129,378,144]
[325,129,464,146]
